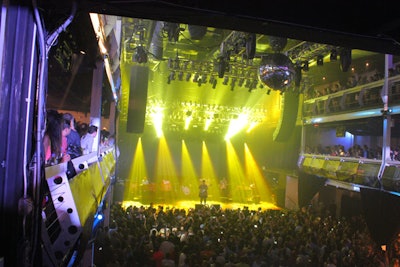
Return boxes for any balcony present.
[41,147,117,266]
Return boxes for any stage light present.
[222,76,229,85]
[294,65,302,87]
[96,213,104,220]
[238,78,244,87]
[185,111,193,130]
[212,79,217,89]
[188,25,207,40]
[185,73,192,82]
[258,53,295,91]
[317,55,324,66]
[209,75,215,84]
[245,79,251,88]
[174,58,180,69]
[217,56,227,78]
[167,58,173,68]
[302,60,309,71]
[178,71,184,81]
[230,78,236,91]
[167,71,175,84]
[340,48,352,72]
[192,73,199,83]
[164,22,180,42]
[132,45,148,63]
[330,49,338,61]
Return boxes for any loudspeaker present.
[273,91,299,142]
[127,65,149,133]
[195,204,203,210]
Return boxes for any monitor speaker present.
[273,91,299,142]
[127,65,149,133]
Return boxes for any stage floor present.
[121,199,281,212]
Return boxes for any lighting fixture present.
[178,71,184,81]
[212,79,217,89]
[192,73,199,83]
[340,48,352,72]
[317,55,324,66]
[330,49,338,61]
[185,73,192,82]
[258,53,295,91]
[222,76,229,85]
[133,45,148,63]
[230,78,236,91]
[302,61,309,71]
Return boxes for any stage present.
[120,199,281,212]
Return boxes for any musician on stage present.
[219,177,229,199]
[198,179,208,205]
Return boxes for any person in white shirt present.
[80,125,98,154]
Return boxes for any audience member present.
[43,109,70,165]
[63,113,82,159]
[81,125,98,154]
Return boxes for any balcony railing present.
[303,74,400,122]
[41,147,116,266]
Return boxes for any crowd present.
[43,109,112,167]
[304,143,400,162]
[93,202,400,267]
[304,144,383,160]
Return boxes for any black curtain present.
[298,171,326,209]
[360,187,400,245]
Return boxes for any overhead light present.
[212,79,217,89]
[230,78,236,91]
[238,78,244,87]
[317,55,324,66]
[133,46,148,63]
[185,73,192,82]
[330,49,338,61]
[188,25,207,40]
[222,76,229,85]
[192,73,199,83]
[164,22,180,42]
[340,48,352,72]
[258,53,295,91]
[167,71,175,84]
[178,71,184,81]
[302,61,309,71]
[217,56,227,78]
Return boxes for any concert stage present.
[120,199,281,212]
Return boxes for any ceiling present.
[39,0,400,137]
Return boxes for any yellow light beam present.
[181,140,199,201]
[244,143,272,203]
[201,141,220,202]
[125,137,148,201]
[154,137,179,203]
[225,140,248,203]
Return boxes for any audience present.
[93,202,399,267]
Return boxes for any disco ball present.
[258,53,295,91]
